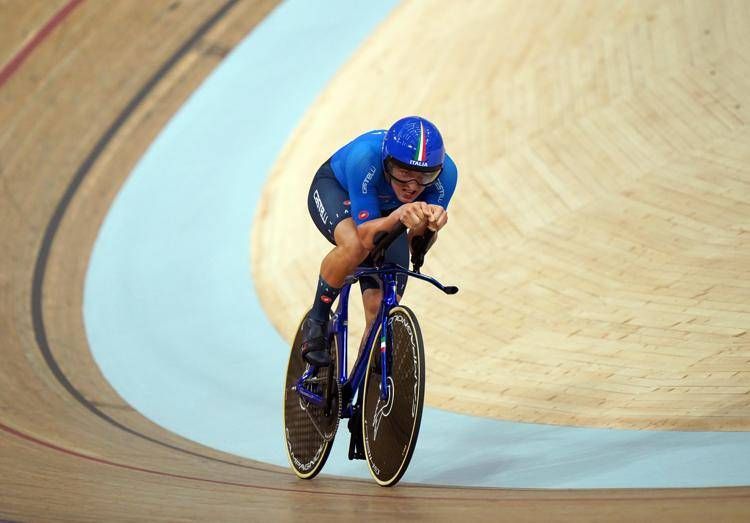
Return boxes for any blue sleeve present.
[342,142,382,225]
[422,154,457,209]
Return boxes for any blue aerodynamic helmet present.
[382,116,445,174]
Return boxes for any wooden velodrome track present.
[1,0,749,521]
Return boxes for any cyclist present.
[302,116,457,366]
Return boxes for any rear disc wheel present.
[283,312,340,479]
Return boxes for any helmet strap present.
[383,158,395,182]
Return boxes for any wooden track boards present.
[1,0,749,520]
[253,0,750,431]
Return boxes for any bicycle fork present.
[378,271,399,400]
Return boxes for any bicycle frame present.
[334,264,399,411]
[294,262,456,417]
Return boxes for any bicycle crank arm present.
[295,385,326,408]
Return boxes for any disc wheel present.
[283,312,340,479]
[361,305,425,486]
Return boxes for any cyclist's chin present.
[396,189,422,203]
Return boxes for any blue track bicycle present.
[283,224,458,486]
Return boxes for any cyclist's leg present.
[357,229,409,353]
[304,160,368,365]
[322,219,368,287]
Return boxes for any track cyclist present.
[302,116,458,366]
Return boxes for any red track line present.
[0,420,438,500]
[0,421,306,491]
[0,0,84,88]
[1,421,748,503]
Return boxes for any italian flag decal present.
[414,121,427,163]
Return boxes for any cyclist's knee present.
[334,224,368,266]
[338,238,367,266]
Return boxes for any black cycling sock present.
[310,275,341,323]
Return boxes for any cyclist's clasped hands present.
[426,204,448,231]
[398,202,448,232]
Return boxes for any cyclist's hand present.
[426,205,448,232]
[398,202,429,229]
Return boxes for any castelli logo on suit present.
[361,165,377,194]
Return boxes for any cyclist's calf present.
[362,289,402,327]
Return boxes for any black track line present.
[30,0,284,474]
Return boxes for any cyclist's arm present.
[356,212,402,250]
[356,203,433,250]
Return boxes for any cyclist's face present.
[389,165,437,203]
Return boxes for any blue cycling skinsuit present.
[307,129,457,295]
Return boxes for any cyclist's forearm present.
[356,212,402,250]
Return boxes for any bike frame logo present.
[372,376,394,441]
[395,314,419,417]
[286,427,324,472]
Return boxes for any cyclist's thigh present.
[307,159,353,245]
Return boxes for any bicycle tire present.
[361,305,425,487]
[283,312,340,479]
